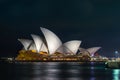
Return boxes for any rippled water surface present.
[0,62,120,80]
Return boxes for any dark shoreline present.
[14,60,106,62]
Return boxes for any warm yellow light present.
[31,50,36,53]
[39,51,48,55]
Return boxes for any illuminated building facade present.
[16,27,101,62]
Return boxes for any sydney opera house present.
[15,27,102,62]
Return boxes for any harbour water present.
[0,62,120,80]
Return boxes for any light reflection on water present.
[0,62,120,80]
[113,69,120,80]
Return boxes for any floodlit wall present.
[29,42,37,50]
[79,47,101,56]
[31,34,48,53]
[86,47,101,56]
[18,39,32,50]
[57,40,81,54]
[40,27,62,54]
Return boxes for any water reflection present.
[113,69,120,80]
[0,62,120,80]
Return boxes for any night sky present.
[0,0,119,57]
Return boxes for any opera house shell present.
[16,27,101,61]
[79,47,101,57]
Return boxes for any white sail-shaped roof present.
[31,34,48,53]
[86,47,101,56]
[40,27,62,54]
[78,47,90,55]
[79,48,88,53]
[18,39,32,50]
[57,40,81,54]
[29,42,37,50]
